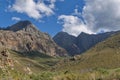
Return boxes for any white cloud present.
[12,17,21,21]
[10,0,55,19]
[48,0,56,9]
[83,0,120,33]
[59,0,120,36]
[72,8,81,16]
[58,15,93,36]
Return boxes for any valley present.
[0,21,120,80]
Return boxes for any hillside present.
[54,32,120,71]
[79,31,120,69]
[0,48,64,79]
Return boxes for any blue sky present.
[0,0,120,37]
[0,0,84,36]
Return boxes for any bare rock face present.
[0,20,67,56]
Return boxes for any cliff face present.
[0,21,67,56]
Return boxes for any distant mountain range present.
[53,31,118,56]
[0,20,119,57]
[0,20,67,57]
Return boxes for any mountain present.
[54,31,120,71]
[78,31,120,69]
[0,20,67,56]
[6,20,34,32]
[0,21,120,80]
[51,32,120,80]
[76,32,115,53]
[53,31,115,56]
[53,32,80,56]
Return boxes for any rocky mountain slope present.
[0,20,67,56]
[53,32,80,56]
[53,31,116,56]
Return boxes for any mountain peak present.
[55,31,76,38]
[6,20,37,32]
[77,32,90,38]
[0,21,67,57]
[18,20,32,26]
[57,31,69,36]
[80,32,89,36]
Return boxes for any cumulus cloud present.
[59,0,120,36]
[10,0,55,19]
[12,17,21,21]
[58,15,93,36]
[83,0,120,33]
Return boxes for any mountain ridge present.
[53,31,118,56]
[54,31,120,72]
